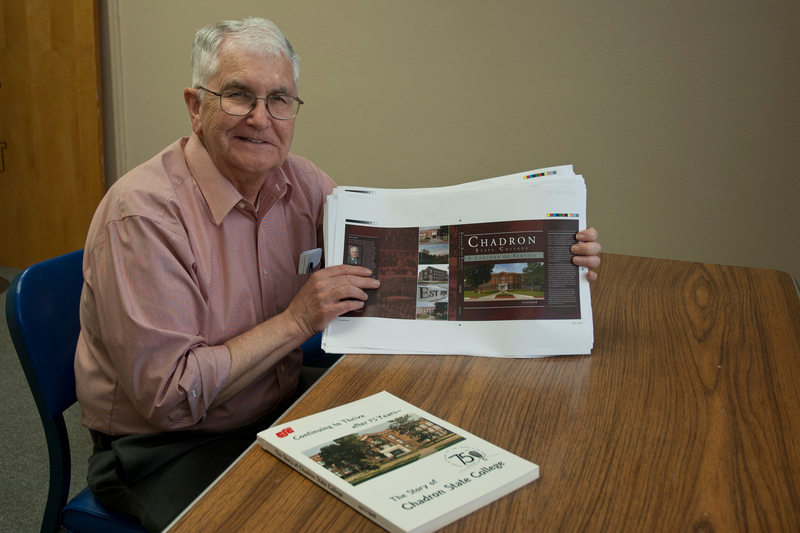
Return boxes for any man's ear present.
[184,88,203,135]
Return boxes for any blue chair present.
[5,250,147,533]
[301,331,341,367]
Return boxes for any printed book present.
[257,391,539,533]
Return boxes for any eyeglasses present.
[198,87,304,120]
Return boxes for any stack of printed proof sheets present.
[322,165,593,357]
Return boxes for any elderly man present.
[76,16,600,531]
[347,245,362,265]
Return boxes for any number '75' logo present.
[445,448,487,467]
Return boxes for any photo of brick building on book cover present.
[305,414,464,486]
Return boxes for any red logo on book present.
[276,427,294,438]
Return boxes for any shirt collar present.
[184,133,292,225]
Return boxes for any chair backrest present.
[6,250,84,533]
[6,249,84,420]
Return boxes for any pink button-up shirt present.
[75,134,335,435]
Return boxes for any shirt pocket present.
[291,273,311,297]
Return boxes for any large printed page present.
[323,166,593,357]
[258,391,539,533]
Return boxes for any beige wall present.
[100,0,800,283]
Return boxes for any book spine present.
[257,437,403,533]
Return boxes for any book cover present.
[339,218,581,321]
[257,391,540,533]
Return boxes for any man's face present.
[350,247,359,259]
[187,43,297,193]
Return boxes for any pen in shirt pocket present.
[297,248,322,275]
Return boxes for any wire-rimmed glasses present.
[198,87,303,120]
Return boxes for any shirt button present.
[238,201,245,209]
[263,268,268,278]
[280,364,285,373]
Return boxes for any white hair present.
[190,17,300,93]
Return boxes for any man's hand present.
[286,264,380,338]
[571,227,601,282]
[216,265,378,407]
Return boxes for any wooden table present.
[168,254,800,532]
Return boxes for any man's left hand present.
[571,227,601,282]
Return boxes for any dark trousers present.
[87,366,327,532]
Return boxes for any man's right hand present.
[286,264,380,339]
[217,265,379,408]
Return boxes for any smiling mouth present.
[238,136,268,144]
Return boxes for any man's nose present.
[246,98,272,127]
